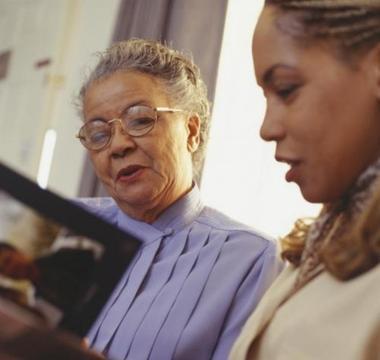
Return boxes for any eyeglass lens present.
[79,105,157,150]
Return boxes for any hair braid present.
[276,0,380,9]
[267,0,380,53]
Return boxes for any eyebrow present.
[87,100,147,123]
[262,64,295,86]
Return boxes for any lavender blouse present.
[77,186,282,360]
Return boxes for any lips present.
[275,154,299,165]
[116,165,146,180]
[285,164,301,183]
[275,154,302,183]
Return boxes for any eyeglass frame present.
[76,105,185,151]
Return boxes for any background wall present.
[0,0,121,196]
[0,0,68,180]
[49,0,122,196]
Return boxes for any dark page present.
[0,162,141,338]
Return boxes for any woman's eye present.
[129,117,154,129]
[276,84,299,100]
[90,131,109,143]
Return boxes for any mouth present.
[275,154,299,165]
[275,155,302,182]
[284,163,301,183]
[116,165,146,181]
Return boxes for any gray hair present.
[77,38,211,179]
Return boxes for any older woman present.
[230,1,380,359]
[75,39,282,360]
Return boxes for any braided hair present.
[266,0,380,61]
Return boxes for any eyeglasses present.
[76,105,184,151]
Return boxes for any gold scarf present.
[293,156,380,292]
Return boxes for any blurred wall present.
[0,0,68,179]
[0,0,121,196]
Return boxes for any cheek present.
[90,152,110,177]
[294,95,338,152]
[151,143,181,175]
[151,130,189,170]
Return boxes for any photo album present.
[0,161,141,357]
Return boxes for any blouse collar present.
[152,184,203,232]
[116,185,204,244]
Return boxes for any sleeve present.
[212,241,284,360]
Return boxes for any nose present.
[259,105,286,143]
[108,120,136,157]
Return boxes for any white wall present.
[201,0,320,238]
[0,0,121,197]
[0,0,68,178]
[48,0,121,197]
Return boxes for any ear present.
[186,114,201,153]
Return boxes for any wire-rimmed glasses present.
[76,105,184,151]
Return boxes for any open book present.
[0,162,141,358]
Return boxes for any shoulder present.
[196,206,276,253]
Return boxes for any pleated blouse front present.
[79,187,282,360]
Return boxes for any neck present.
[117,184,194,223]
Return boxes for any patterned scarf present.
[293,156,380,293]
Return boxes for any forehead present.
[252,6,305,81]
[83,71,170,118]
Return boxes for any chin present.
[297,180,323,203]
[300,185,343,205]
[114,190,150,206]
[301,192,322,204]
